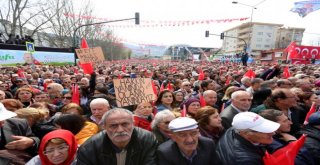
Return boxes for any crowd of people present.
[0,60,320,165]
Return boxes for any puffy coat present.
[215,128,265,165]
[298,125,320,164]
[75,121,99,145]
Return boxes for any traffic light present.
[135,12,140,25]
[220,33,224,40]
[205,31,209,37]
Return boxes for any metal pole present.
[72,17,136,48]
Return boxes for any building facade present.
[222,22,304,57]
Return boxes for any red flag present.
[284,41,299,59]
[151,81,158,96]
[283,66,291,79]
[199,94,206,107]
[167,83,173,91]
[71,84,80,105]
[43,82,48,92]
[243,69,256,79]
[181,104,187,117]
[118,74,122,79]
[304,102,317,125]
[121,65,126,73]
[17,69,26,78]
[263,134,307,165]
[81,63,93,74]
[198,68,204,80]
[81,38,89,48]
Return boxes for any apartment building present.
[222,22,304,56]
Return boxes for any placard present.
[75,47,105,64]
[113,78,156,107]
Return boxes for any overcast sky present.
[75,0,320,48]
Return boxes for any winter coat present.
[76,127,157,165]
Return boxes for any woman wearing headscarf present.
[26,129,77,165]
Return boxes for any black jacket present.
[216,128,265,165]
[157,136,219,165]
[220,105,239,129]
[76,127,157,165]
[297,125,320,164]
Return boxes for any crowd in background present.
[0,61,320,164]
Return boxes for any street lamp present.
[232,1,257,24]
[72,12,140,49]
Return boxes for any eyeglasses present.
[63,97,72,100]
[43,144,69,156]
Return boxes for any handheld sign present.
[26,42,35,52]
[75,47,105,65]
[113,78,156,107]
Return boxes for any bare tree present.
[0,0,56,40]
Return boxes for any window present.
[265,39,271,42]
[257,38,262,42]
[257,32,263,35]
[264,45,270,48]
[256,44,261,48]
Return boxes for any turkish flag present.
[283,66,291,79]
[81,63,94,74]
[81,38,89,48]
[167,83,173,91]
[263,134,307,165]
[198,68,205,80]
[243,69,256,79]
[285,41,299,59]
[71,84,80,105]
[199,94,206,107]
[304,102,317,125]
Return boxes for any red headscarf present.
[38,129,78,165]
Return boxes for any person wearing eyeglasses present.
[61,93,72,107]
[26,129,77,165]
[157,117,218,165]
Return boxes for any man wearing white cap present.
[216,112,280,164]
[157,117,218,165]
[0,103,40,164]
